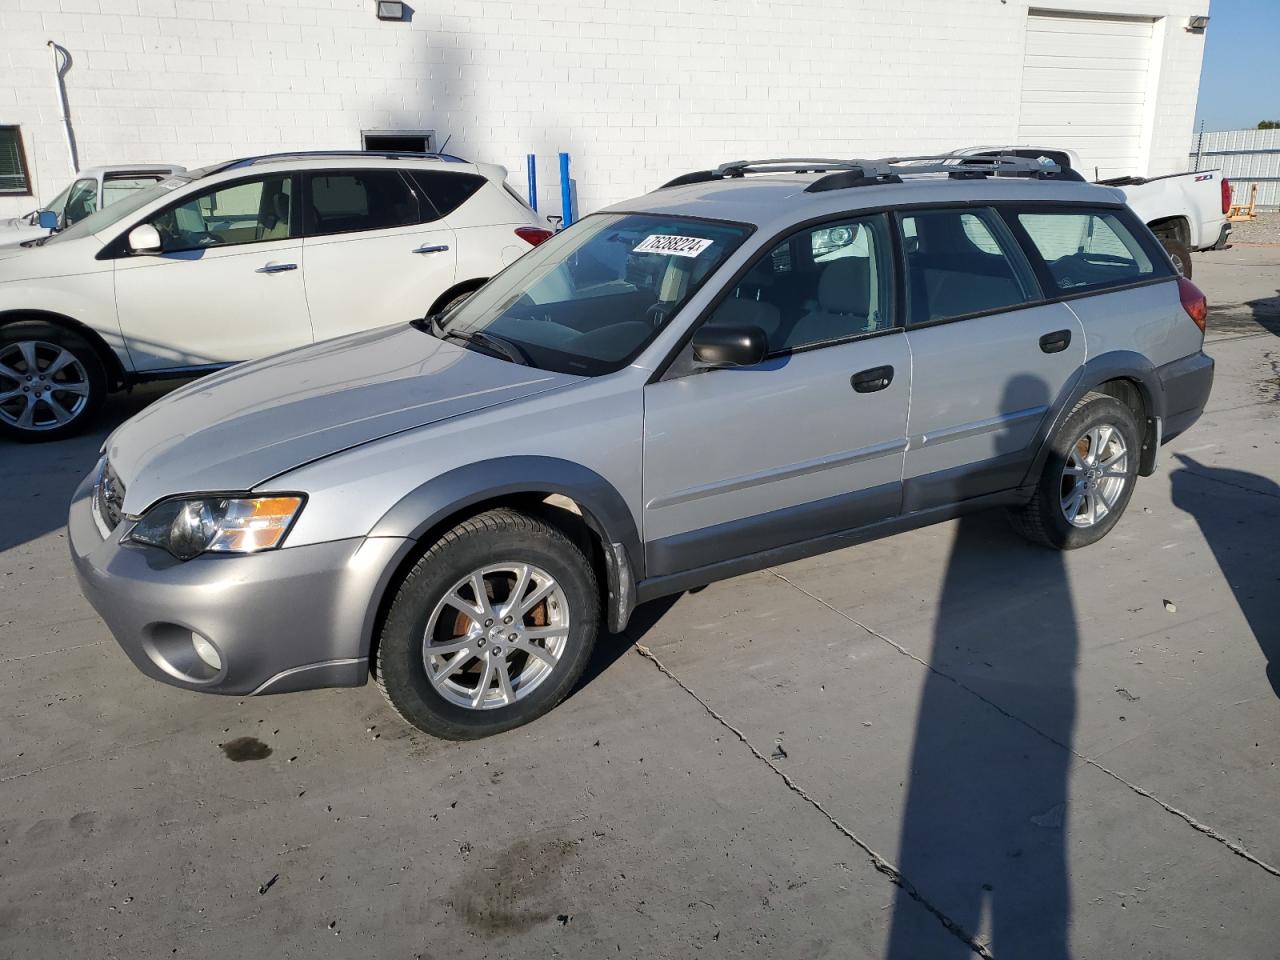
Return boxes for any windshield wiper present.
[446,329,531,366]
[411,312,531,366]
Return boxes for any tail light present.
[515,226,553,247]
[1221,177,1231,215]
[1178,276,1208,333]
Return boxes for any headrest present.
[818,257,870,315]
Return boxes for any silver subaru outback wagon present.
[68,155,1215,740]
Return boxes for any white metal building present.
[1192,127,1280,211]
[0,0,1212,220]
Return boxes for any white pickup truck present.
[954,146,1231,278]
[1,164,185,246]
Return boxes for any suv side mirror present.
[691,324,767,368]
[36,210,58,231]
[127,223,163,254]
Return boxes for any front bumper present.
[68,473,411,696]
[1158,350,1215,443]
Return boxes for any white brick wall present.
[0,0,1210,219]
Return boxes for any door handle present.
[412,244,450,255]
[851,365,894,393]
[256,262,298,274]
[1039,329,1072,354]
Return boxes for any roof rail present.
[659,153,1080,192]
[212,150,469,173]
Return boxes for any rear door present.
[898,206,1085,511]
[114,172,313,371]
[642,214,911,577]
[300,168,456,342]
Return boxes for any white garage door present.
[1017,11,1155,180]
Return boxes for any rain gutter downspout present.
[48,40,79,175]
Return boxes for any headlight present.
[128,495,304,560]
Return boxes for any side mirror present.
[127,223,163,254]
[691,324,767,368]
[36,210,58,231]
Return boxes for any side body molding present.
[368,456,643,632]
[1022,350,1165,485]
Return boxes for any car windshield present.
[437,212,751,375]
[42,175,191,245]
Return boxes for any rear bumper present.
[68,472,411,696]
[1158,350,1214,443]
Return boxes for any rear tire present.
[1008,393,1140,550]
[1161,238,1192,278]
[0,322,107,442]
[376,508,600,740]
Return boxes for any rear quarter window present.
[1013,209,1168,294]
[407,170,486,221]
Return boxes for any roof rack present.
[659,153,1081,192]
[212,150,469,173]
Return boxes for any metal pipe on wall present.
[47,40,79,176]
[526,153,537,211]
[559,152,572,226]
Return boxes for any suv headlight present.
[128,495,304,560]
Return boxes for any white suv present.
[0,151,550,441]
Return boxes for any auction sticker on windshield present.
[633,235,714,257]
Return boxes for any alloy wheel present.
[422,563,570,710]
[1060,423,1129,528]
[0,340,91,432]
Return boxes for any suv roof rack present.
[659,153,1082,192]
[211,150,469,174]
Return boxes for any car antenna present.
[437,134,452,154]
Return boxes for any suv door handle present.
[851,365,894,393]
[256,262,297,274]
[412,244,450,255]
[1039,329,1072,354]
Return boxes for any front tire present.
[376,508,601,740]
[0,322,106,442]
[1009,393,1140,550]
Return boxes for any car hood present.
[106,323,584,514]
[0,234,99,272]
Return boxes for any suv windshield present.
[42,175,191,245]
[438,213,751,375]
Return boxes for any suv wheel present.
[0,323,106,442]
[1009,393,1140,550]
[376,508,600,740]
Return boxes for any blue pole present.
[559,152,572,226]
[526,153,537,211]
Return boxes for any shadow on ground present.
[0,383,182,553]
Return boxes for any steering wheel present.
[645,303,669,329]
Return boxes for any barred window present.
[0,127,32,195]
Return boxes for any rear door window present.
[897,208,1039,325]
[1012,209,1164,294]
[407,170,486,221]
[305,170,419,236]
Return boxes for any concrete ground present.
[2,245,1278,959]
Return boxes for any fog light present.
[192,632,222,671]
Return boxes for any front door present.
[896,206,1086,511]
[114,172,312,371]
[642,214,911,577]
[300,169,457,342]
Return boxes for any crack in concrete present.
[1178,466,1280,500]
[0,639,108,664]
[769,570,1280,882]
[633,642,995,959]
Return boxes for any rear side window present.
[408,170,485,220]
[305,170,419,237]
[898,208,1039,325]
[1013,209,1163,293]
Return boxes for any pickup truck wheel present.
[0,323,106,442]
[376,508,600,740]
[1161,238,1192,278]
[1008,394,1139,550]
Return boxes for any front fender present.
[369,456,643,632]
